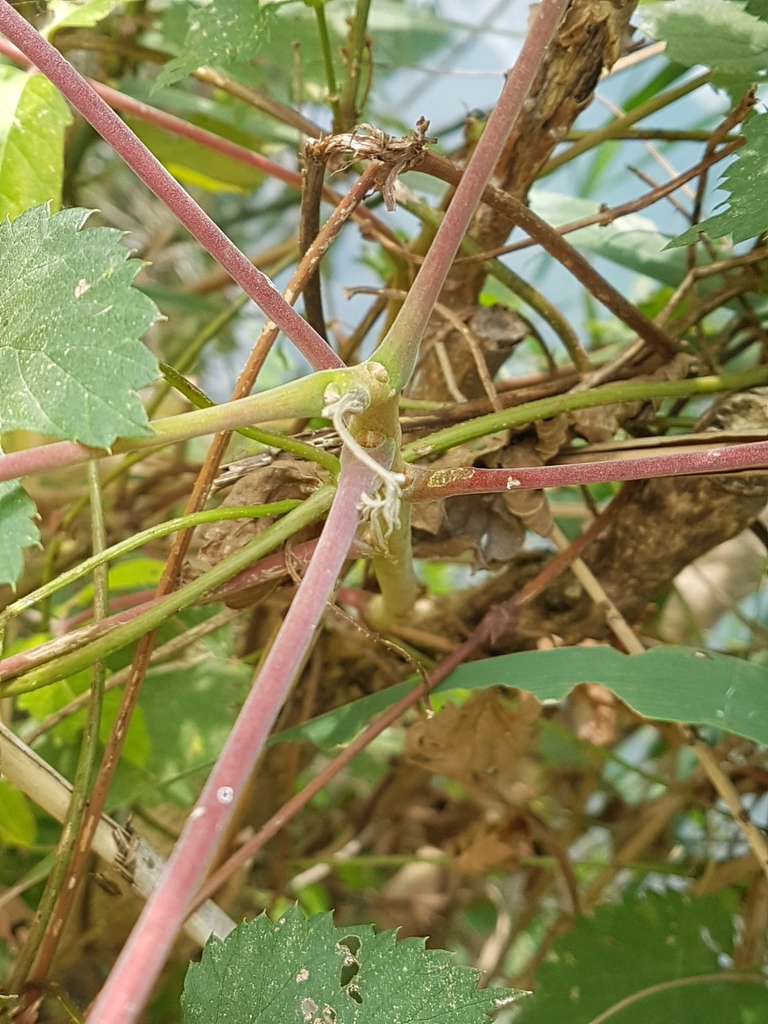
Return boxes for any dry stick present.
[457,139,741,267]
[0,721,235,947]
[0,6,340,373]
[8,465,110,993]
[453,139,744,266]
[418,150,678,361]
[299,143,329,340]
[189,488,631,911]
[548,528,768,885]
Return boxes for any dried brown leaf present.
[198,459,324,566]
[405,689,541,808]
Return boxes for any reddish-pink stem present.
[375,0,569,384]
[85,451,375,1024]
[405,440,768,501]
[0,36,304,189]
[0,3,341,372]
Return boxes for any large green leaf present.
[0,478,40,588]
[529,190,689,287]
[642,0,768,100]
[743,0,768,18]
[0,205,159,447]
[0,780,37,847]
[272,646,768,750]
[671,111,768,245]
[0,67,72,222]
[517,890,768,1024]
[183,905,516,1024]
[153,0,273,91]
[45,0,139,36]
[124,117,264,194]
[107,655,252,809]
[18,669,151,767]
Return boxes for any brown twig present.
[418,150,679,359]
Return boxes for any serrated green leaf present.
[45,0,139,36]
[642,0,768,100]
[0,68,72,221]
[0,205,160,447]
[670,112,768,245]
[183,905,516,1024]
[0,780,37,847]
[153,0,273,91]
[125,117,264,194]
[272,646,768,750]
[725,0,768,20]
[517,890,768,1023]
[0,478,40,588]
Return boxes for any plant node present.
[322,387,405,547]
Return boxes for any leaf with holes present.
[0,205,160,447]
[670,111,768,245]
[0,66,72,222]
[153,0,273,91]
[182,904,518,1024]
[0,478,40,588]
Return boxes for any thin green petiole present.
[160,363,341,474]
[402,365,768,460]
[0,500,302,631]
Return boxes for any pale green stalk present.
[159,363,340,473]
[2,487,334,696]
[1,500,301,629]
[402,365,768,460]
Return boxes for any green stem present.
[402,365,768,460]
[338,0,371,129]
[159,363,340,474]
[310,0,341,126]
[541,70,713,175]
[369,505,419,625]
[2,486,335,696]
[1,500,302,629]
[7,465,109,992]
[147,294,250,418]
[399,191,590,372]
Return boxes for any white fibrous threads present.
[322,387,405,548]
[506,477,522,489]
